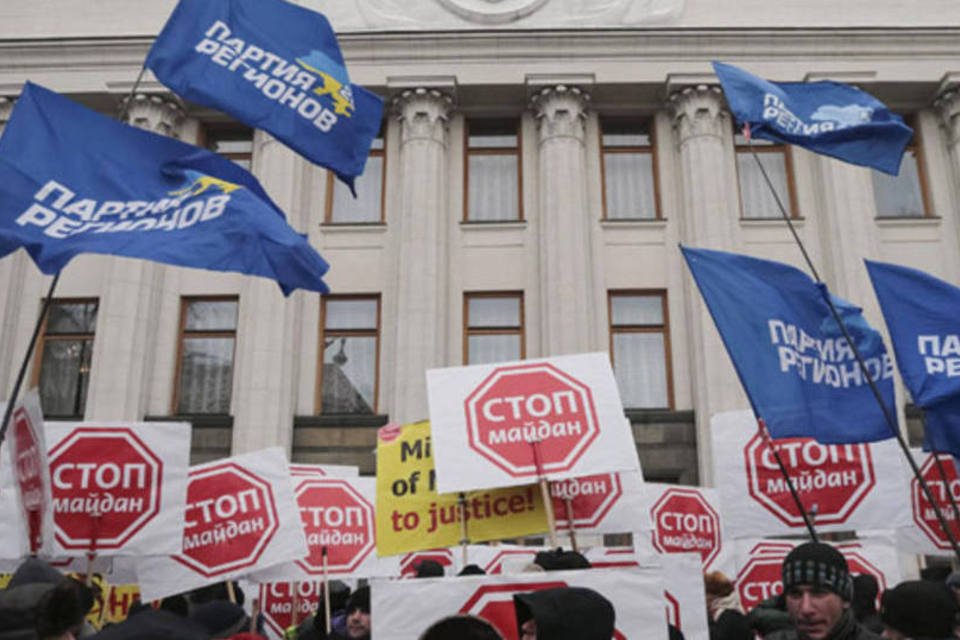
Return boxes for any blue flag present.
[866,260,960,456]
[146,0,383,193]
[712,61,913,176]
[681,246,895,443]
[0,82,330,295]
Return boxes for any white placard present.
[660,553,711,640]
[4,392,53,556]
[428,353,641,493]
[45,421,190,557]
[372,567,668,640]
[711,410,910,538]
[251,475,400,582]
[464,544,544,574]
[894,449,960,555]
[552,471,650,535]
[135,447,307,601]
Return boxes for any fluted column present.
[531,85,595,356]
[669,86,746,484]
[84,95,183,420]
[0,97,28,399]
[388,88,453,423]
[937,88,960,207]
[231,132,303,454]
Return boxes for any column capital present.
[530,84,590,144]
[668,85,728,142]
[393,88,454,146]
[935,87,960,146]
[121,93,185,137]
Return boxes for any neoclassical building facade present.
[0,0,959,486]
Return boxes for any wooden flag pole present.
[529,438,558,547]
[322,546,332,635]
[458,492,470,566]
[84,506,101,586]
[563,496,578,552]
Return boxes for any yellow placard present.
[375,420,548,556]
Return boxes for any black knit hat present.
[781,542,852,601]
[881,580,957,639]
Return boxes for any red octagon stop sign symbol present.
[464,363,599,477]
[295,478,375,575]
[736,551,783,612]
[551,474,622,530]
[744,433,876,526]
[260,581,321,638]
[174,463,279,577]
[911,454,960,551]
[12,407,45,552]
[399,549,455,578]
[651,487,721,568]
[459,582,626,640]
[49,427,162,551]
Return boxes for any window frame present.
[463,119,524,223]
[462,291,526,365]
[31,297,99,419]
[171,295,239,416]
[324,134,387,225]
[607,290,674,410]
[871,121,932,219]
[316,294,382,415]
[734,133,799,220]
[599,118,662,221]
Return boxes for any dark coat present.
[763,609,881,640]
[88,609,210,640]
[513,587,615,640]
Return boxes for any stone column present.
[0,97,28,398]
[388,88,453,424]
[530,85,595,356]
[937,87,960,170]
[669,85,746,483]
[230,131,304,454]
[85,94,182,420]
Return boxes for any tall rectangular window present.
[601,119,659,220]
[872,134,929,217]
[174,298,238,414]
[205,126,253,170]
[735,133,796,219]
[464,293,524,365]
[326,135,386,224]
[35,300,98,418]
[318,296,380,414]
[465,119,522,222]
[609,291,671,409]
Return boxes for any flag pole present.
[457,492,470,567]
[757,418,819,542]
[563,496,579,552]
[746,134,960,561]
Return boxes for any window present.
[318,296,380,414]
[204,126,253,170]
[735,133,796,219]
[464,293,524,365]
[174,298,238,414]
[608,291,672,409]
[34,299,98,418]
[326,135,386,224]
[872,132,930,217]
[600,119,660,220]
[465,119,522,222]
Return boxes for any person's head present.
[189,600,250,638]
[946,570,960,606]
[35,578,94,640]
[419,615,504,640]
[532,548,591,572]
[880,580,957,640]
[514,586,615,640]
[851,574,880,616]
[345,585,371,639]
[781,542,853,640]
[414,560,446,578]
[457,564,487,577]
[703,570,736,615]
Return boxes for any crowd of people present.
[1,543,958,640]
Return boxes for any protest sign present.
[659,553,710,640]
[259,581,323,639]
[398,548,459,577]
[733,535,901,612]
[253,475,400,582]
[711,410,909,538]
[464,545,543,575]
[375,421,548,556]
[372,567,667,640]
[636,483,734,575]
[5,391,52,554]
[896,449,960,555]
[45,421,190,557]
[289,463,359,478]
[551,471,649,535]
[135,447,307,601]
[427,353,640,493]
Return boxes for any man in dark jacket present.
[0,558,93,640]
[879,580,957,640]
[765,542,880,640]
[513,586,614,640]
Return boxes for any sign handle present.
[290,581,300,628]
[529,438,558,547]
[458,492,470,566]
[322,546,332,635]
[757,418,819,543]
[226,580,237,604]
[85,507,101,586]
[249,598,260,633]
[563,496,578,552]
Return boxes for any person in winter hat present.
[513,586,614,640]
[532,549,590,572]
[880,580,957,640]
[0,557,94,640]
[418,615,503,640]
[850,575,882,635]
[190,600,251,638]
[764,542,880,640]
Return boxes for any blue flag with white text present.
[0,82,330,295]
[866,259,960,456]
[146,0,383,192]
[682,246,895,443]
[712,61,913,175]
